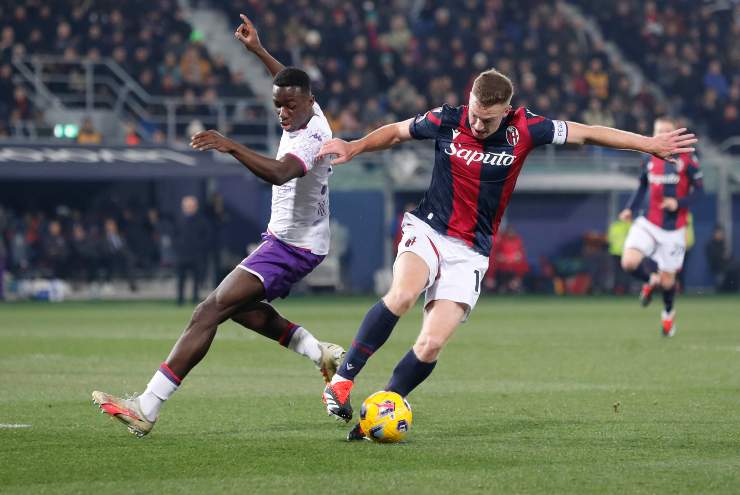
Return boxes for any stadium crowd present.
[0,0,736,146]
[0,0,253,140]
[572,0,740,146]
[223,0,668,139]
[0,195,231,301]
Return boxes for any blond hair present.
[472,68,514,106]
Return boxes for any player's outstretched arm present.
[234,14,285,78]
[191,130,303,185]
[318,118,414,165]
[565,122,697,160]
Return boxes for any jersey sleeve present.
[626,159,649,212]
[524,109,568,147]
[686,153,703,184]
[279,126,328,175]
[678,153,704,208]
[409,106,444,140]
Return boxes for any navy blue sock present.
[338,300,399,381]
[631,258,657,283]
[662,285,675,312]
[386,349,437,397]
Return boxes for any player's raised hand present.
[234,14,262,52]
[318,138,353,165]
[190,130,234,153]
[618,208,633,222]
[650,128,697,161]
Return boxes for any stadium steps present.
[180,4,274,105]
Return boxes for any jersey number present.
[474,270,481,294]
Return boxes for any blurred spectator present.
[705,225,739,292]
[582,231,610,294]
[486,226,529,293]
[100,218,137,291]
[68,222,99,286]
[180,46,211,86]
[174,196,210,305]
[77,117,102,145]
[124,122,141,146]
[205,193,228,287]
[582,98,616,128]
[41,220,69,279]
[585,57,609,99]
[704,60,729,99]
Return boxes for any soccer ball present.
[359,391,412,443]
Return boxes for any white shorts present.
[396,213,489,322]
[624,216,686,273]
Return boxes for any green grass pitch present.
[1,295,739,494]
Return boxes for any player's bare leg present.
[621,248,659,306]
[413,300,466,361]
[659,271,677,336]
[231,301,345,382]
[388,299,465,392]
[349,300,465,441]
[165,268,264,377]
[93,268,263,436]
[324,252,429,421]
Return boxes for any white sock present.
[287,326,323,365]
[138,370,179,421]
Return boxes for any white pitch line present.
[0,424,32,429]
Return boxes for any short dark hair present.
[273,67,311,94]
[472,68,513,106]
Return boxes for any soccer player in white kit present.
[92,14,344,437]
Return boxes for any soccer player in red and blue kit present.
[316,68,697,438]
[619,117,703,337]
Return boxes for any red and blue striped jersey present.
[633,154,703,230]
[408,104,568,256]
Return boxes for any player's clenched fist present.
[190,130,234,153]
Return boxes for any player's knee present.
[621,256,638,272]
[383,289,419,315]
[190,295,218,328]
[660,273,676,290]
[413,335,445,361]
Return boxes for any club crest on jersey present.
[506,126,519,146]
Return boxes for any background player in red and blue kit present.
[317,69,697,433]
[620,117,704,336]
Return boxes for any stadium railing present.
[9,55,278,150]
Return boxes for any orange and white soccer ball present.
[359,391,412,443]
